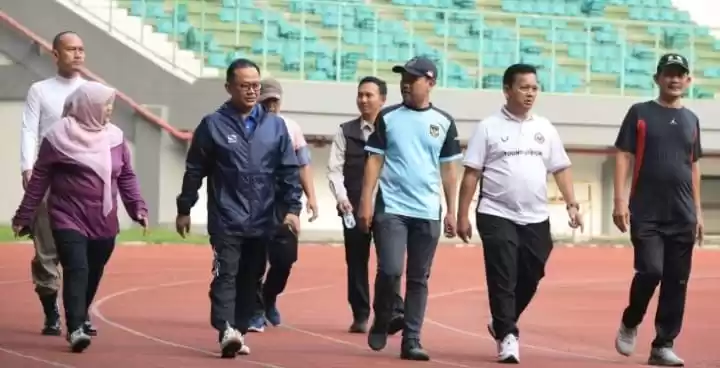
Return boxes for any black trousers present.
[209,235,268,335]
[477,213,553,340]
[253,225,298,314]
[622,221,695,348]
[53,229,116,332]
[343,222,404,322]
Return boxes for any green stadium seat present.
[501,1,520,12]
[207,52,228,68]
[218,7,256,23]
[155,19,191,35]
[129,2,166,19]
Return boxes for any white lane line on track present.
[284,275,720,367]
[92,281,335,368]
[0,346,77,368]
[0,267,205,285]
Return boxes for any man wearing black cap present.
[613,53,703,367]
[359,56,462,361]
[327,76,405,334]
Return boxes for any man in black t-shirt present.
[612,53,703,367]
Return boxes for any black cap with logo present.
[392,56,438,80]
[656,53,689,73]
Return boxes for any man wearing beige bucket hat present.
[248,78,319,332]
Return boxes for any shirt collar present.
[501,106,534,123]
[361,119,374,131]
[222,101,262,122]
[246,104,262,122]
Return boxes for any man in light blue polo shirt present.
[358,56,462,361]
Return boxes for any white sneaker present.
[615,323,638,357]
[238,334,251,355]
[497,334,520,364]
[648,347,684,367]
[68,328,92,353]
[220,326,244,358]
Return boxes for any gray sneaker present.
[648,347,684,367]
[67,328,91,353]
[614,323,638,356]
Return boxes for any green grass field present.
[0,226,210,245]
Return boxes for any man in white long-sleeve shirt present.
[20,31,86,337]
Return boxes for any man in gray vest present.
[327,76,404,334]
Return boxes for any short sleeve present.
[439,119,463,162]
[283,116,307,151]
[614,105,638,154]
[365,112,387,155]
[281,116,311,166]
[463,121,487,170]
[545,125,571,173]
[693,118,703,162]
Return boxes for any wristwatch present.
[567,203,580,211]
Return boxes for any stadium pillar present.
[132,105,167,228]
[600,156,615,235]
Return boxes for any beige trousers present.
[30,200,60,296]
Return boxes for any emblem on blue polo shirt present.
[429,124,440,138]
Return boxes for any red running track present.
[0,244,719,368]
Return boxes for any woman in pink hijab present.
[12,81,148,353]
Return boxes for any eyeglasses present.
[235,82,261,91]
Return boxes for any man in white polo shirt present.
[20,31,86,337]
[456,64,583,364]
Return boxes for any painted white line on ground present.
[424,275,720,366]
[92,280,335,368]
[0,346,76,368]
[0,267,205,285]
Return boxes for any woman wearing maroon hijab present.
[12,81,148,353]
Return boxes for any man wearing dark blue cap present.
[358,56,462,361]
[613,53,703,367]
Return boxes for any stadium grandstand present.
[1,0,720,241]
[120,0,720,97]
[113,0,718,97]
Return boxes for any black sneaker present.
[367,318,390,351]
[388,314,404,336]
[348,319,368,333]
[401,338,430,361]
[83,320,98,336]
[39,294,61,336]
[42,318,62,336]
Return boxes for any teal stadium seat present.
[117,0,718,97]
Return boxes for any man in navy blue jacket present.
[175,59,303,359]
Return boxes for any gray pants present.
[30,201,60,296]
[372,213,440,340]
